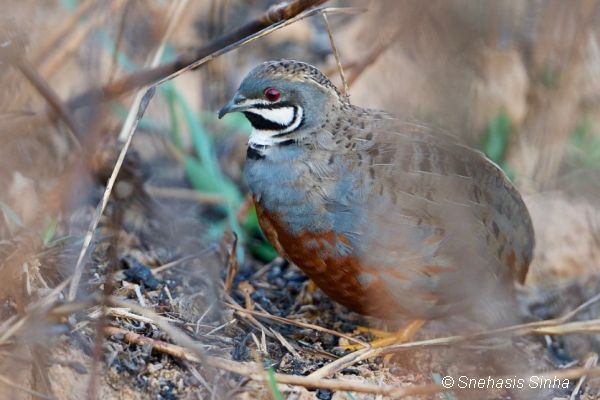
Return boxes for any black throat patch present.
[246,145,266,160]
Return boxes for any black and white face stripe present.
[241,101,304,147]
[243,107,295,131]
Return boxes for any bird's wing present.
[340,119,534,318]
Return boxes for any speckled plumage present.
[222,60,534,324]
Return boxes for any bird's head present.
[218,60,346,147]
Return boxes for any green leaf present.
[540,65,561,89]
[248,240,278,262]
[184,157,242,205]
[243,207,277,261]
[481,111,512,164]
[163,85,184,150]
[42,216,59,247]
[217,112,253,132]
[570,117,600,169]
[499,162,515,181]
[175,90,218,177]
[0,201,23,227]
[266,367,284,400]
[173,88,243,208]
[242,207,261,232]
[61,0,79,11]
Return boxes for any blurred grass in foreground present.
[570,116,600,170]
[481,110,514,180]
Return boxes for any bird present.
[218,60,534,331]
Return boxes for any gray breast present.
[244,146,329,235]
[244,145,370,246]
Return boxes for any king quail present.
[219,60,534,327]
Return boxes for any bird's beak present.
[218,93,248,119]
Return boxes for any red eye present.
[264,87,281,102]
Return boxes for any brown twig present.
[66,0,328,112]
[13,58,83,147]
[103,325,443,397]
[224,233,239,294]
[0,22,82,145]
[1,1,331,138]
[105,324,600,398]
[105,326,202,362]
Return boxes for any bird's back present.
[351,114,534,320]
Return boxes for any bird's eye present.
[263,87,281,102]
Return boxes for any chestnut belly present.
[255,200,414,318]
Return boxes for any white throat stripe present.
[248,106,304,146]
[279,106,303,134]
[246,107,295,126]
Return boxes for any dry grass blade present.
[151,247,216,275]
[145,185,225,205]
[556,292,600,323]
[67,87,156,301]
[103,322,600,399]
[531,319,600,335]
[571,353,598,400]
[117,0,190,142]
[0,276,75,345]
[107,297,207,360]
[108,0,134,82]
[103,325,443,398]
[226,296,280,341]
[38,2,124,80]
[0,0,330,138]
[14,58,83,145]
[322,12,347,97]
[308,293,600,378]
[308,347,372,379]
[0,373,56,400]
[104,326,202,363]
[270,328,301,359]
[98,307,159,324]
[225,301,369,348]
[31,0,97,65]
[154,6,353,86]
[0,22,82,144]
[69,0,329,110]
